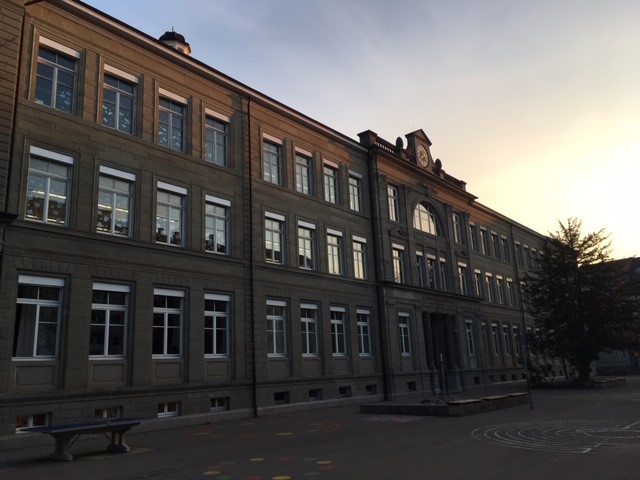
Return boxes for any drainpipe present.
[247,96,258,417]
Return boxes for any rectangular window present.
[352,237,367,280]
[457,263,468,295]
[158,95,186,152]
[426,256,436,290]
[35,42,78,113]
[102,71,136,134]
[453,213,462,244]
[465,321,475,356]
[297,222,315,270]
[90,283,129,357]
[204,115,228,166]
[204,294,230,357]
[265,213,284,264]
[392,245,405,284]
[416,252,425,288]
[156,183,185,246]
[16,414,48,433]
[152,289,183,357]
[267,300,287,356]
[295,151,311,195]
[496,276,506,305]
[513,326,522,356]
[357,309,371,356]
[398,313,411,356]
[300,304,318,356]
[327,230,343,275]
[515,242,524,266]
[323,164,338,204]
[484,273,494,302]
[481,322,490,354]
[501,236,511,262]
[210,397,230,412]
[387,185,399,222]
[330,307,346,356]
[507,278,516,306]
[469,223,478,251]
[480,228,489,255]
[157,402,179,418]
[205,195,229,254]
[263,139,282,185]
[524,246,532,269]
[473,269,482,297]
[13,275,63,358]
[438,257,448,292]
[97,166,134,237]
[94,407,121,419]
[25,147,73,226]
[348,173,362,212]
[503,325,512,355]
[491,233,500,259]
[491,323,501,355]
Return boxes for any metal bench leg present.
[107,429,131,453]
[51,435,74,461]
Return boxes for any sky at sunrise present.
[83,0,640,259]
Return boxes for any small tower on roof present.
[159,29,191,55]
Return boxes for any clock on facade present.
[417,144,429,167]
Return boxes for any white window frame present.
[13,275,64,359]
[398,313,411,356]
[330,306,347,356]
[204,110,229,166]
[357,309,372,356]
[152,289,184,357]
[295,149,312,195]
[300,303,319,357]
[25,146,73,226]
[156,182,186,246]
[323,162,339,204]
[387,185,399,222]
[102,66,137,134]
[263,136,283,185]
[348,172,362,212]
[97,166,134,237]
[157,401,179,418]
[158,91,187,152]
[297,221,316,270]
[267,299,287,357]
[352,236,367,280]
[35,37,79,113]
[465,320,476,356]
[327,229,343,275]
[90,282,129,358]
[205,195,230,254]
[457,262,468,295]
[265,213,285,264]
[204,293,230,357]
[392,244,406,284]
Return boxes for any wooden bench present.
[24,418,142,461]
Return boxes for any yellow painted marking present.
[276,432,293,436]
[272,476,292,480]
[250,457,265,462]
[316,460,332,465]
[203,470,220,476]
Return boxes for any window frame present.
[204,195,230,255]
[204,293,230,357]
[152,289,184,357]
[263,135,283,185]
[25,146,73,226]
[300,303,319,357]
[204,110,229,166]
[265,212,285,265]
[357,309,372,356]
[326,229,343,275]
[90,282,129,358]
[323,162,339,204]
[413,203,441,236]
[34,37,79,114]
[96,166,134,237]
[352,236,367,280]
[392,244,406,284]
[102,65,137,135]
[295,149,312,195]
[156,182,186,247]
[330,307,347,356]
[267,300,287,357]
[387,185,399,222]
[465,320,476,357]
[158,90,187,152]
[13,275,64,359]
[348,172,362,212]
[297,221,316,270]
[398,313,412,356]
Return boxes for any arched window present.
[413,203,441,236]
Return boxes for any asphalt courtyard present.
[3,379,640,480]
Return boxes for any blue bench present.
[24,418,142,461]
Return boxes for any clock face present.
[417,145,429,167]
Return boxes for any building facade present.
[0,0,549,435]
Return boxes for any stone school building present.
[0,0,549,435]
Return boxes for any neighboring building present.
[595,257,640,375]
[0,0,549,435]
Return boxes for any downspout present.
[247,96,258,417]
[509,223,533,409]
[367,148,391,400]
